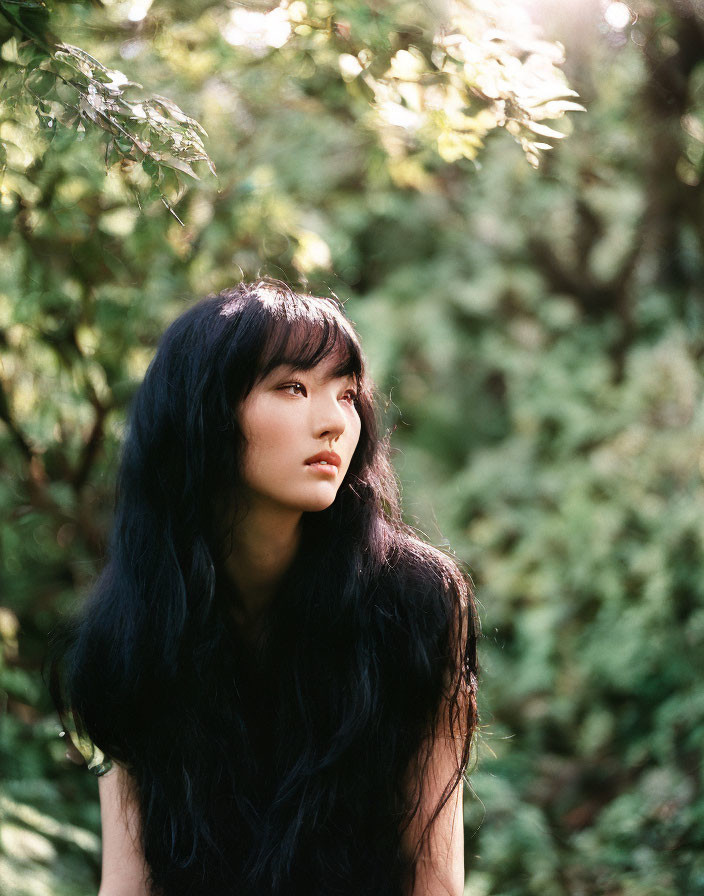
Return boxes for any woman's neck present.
[222,506,303,623]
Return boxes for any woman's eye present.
[282,382,306,396]
[280,383,356,402]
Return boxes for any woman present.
[47,278,479,896]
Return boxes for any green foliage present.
[0,0,581,223]
[1,0,703,894]
[0,0,216,217]
[286,0,584,170]
[349,4,704,890]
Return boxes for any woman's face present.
[237,352,362,516]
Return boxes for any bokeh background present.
[1,1,703,894]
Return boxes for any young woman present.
[47,278,479,896]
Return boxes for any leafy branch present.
[0,0,216,221]
[0,0,583,216]
[275,0,585,169]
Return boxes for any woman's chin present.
[298,491,339,513]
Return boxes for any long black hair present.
[46,278,479,896]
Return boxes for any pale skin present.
[94,354,465,896]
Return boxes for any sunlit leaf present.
[523,120,567,139]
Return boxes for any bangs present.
[254,293,363,385]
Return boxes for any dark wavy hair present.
[45,278,479,896]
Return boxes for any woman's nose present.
[312,396,346,441]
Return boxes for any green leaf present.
[142,156,159,178]
[16,39,46,67]
[25,67,54,97]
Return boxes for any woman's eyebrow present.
[273,364,355,383]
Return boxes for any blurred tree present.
[0,0,582,213]
[3,1,703,895]
[0,2,583,892]
[351,2,704,894]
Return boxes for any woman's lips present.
[305,450,342,465]
[306,462,338,475]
